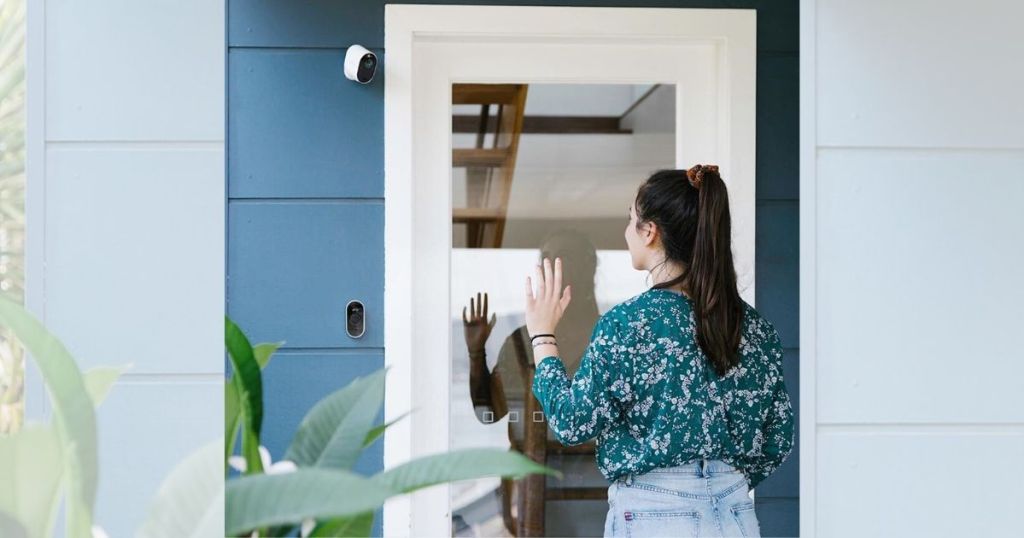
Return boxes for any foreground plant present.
[224,316,560,536]
[0,295,128,537]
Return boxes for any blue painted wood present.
[228,48,384,198]
[753,349,800,498]
[754,496,800,537]
[756,54,799,200]
[756,200,799,348]
[229,0,385,48]
[227,200,384,348]
[260,352,385,537]
[229,1,797,53]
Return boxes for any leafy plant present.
[224,316,561,536]
[0,295,128,538]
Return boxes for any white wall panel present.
[44,146,224,374]
[45,0,224,141]
[817,0,1024,149]
[806,0,1024,534]
[817,148,1024,423]
[817,430,1024,537]
[93,381,222,537]
[28,0,225,532]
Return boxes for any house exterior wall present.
[26,0,224,535]
[802,0,1024,535]
[227,1,797,536]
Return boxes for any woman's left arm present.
[531,316,629,445]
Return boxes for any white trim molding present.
[799,0,817,536]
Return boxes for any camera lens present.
[363,57,374,68]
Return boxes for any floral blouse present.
[531,287,795,489]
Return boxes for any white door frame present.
[384,5,757,536]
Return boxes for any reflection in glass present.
[450,83,675,536]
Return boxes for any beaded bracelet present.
[531,339,556,347]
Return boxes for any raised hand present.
[525,257,572,337]
[462,291,497,352]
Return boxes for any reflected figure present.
[461,228,601,536]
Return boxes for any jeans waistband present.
[618,458,740,486]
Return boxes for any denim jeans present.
[603,458,761,537]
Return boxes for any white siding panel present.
[45,0,224,141]
[817,148,1024,423]
[817,430,1024,537]
[817,0,1024,148]
[44,146,224,373]
[93,381,222,537]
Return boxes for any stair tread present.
[452,147,510,167]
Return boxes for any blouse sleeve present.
[531,315,629,446]
[744,329,796,490]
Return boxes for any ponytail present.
[687,165,743,377]
[634,165,743,377]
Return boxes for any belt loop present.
[700,458,708,478]
[624,473,633,486]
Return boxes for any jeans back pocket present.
[623,510,700,538]
[729,501,761,537]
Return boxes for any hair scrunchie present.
[686,164,720,189]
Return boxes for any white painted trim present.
[799,0,817,536]
[385,5,756,536]
[24,0,49,421]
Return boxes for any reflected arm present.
[469,348,508,422]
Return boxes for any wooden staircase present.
[452,83,528,248]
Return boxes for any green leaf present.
[0,424,63,538]
[310,512,374,537]
[253,342,283,370]
[225,469,395,535]
[224,316,264,474]
[372,448,561,494]
[284,368,385,469]
[83,365,129,407]
[224,381,241,469]
[0,296,96,536]
[362,410,410,448]
[136,438,224,538]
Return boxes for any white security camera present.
[344,44,377,84]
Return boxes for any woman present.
[526,164,795,537]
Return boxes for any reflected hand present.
[525,257,571,337]
[463,291,497,352]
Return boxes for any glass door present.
[448,82,676,537]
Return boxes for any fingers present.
[483,291,488,316]
[489,312,497,329]
[534,263,545,299]
[559,284,572,311]
[543,258,553,300]
[552,257,562,302]
[469,295,475,319]
[525,276,534,306]
[462,305,468,324]
[476,292,482,318]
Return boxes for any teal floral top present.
[531,288,795,489]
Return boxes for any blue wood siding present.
[228,49,384,198]
[227,1,798,536]
[228,201,384,347]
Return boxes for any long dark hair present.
[633,165,743,377]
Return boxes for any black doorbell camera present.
[346,300,365,338]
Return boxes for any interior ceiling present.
[452,83,675,220]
